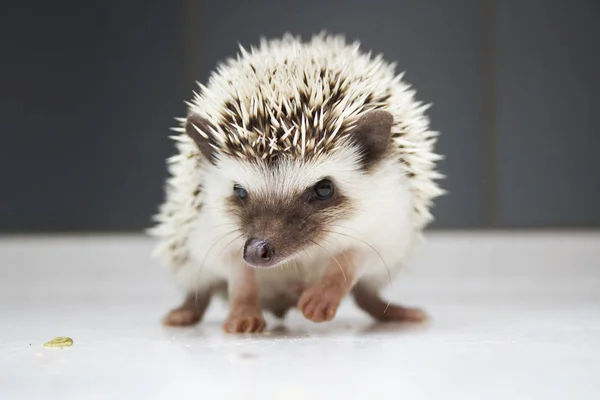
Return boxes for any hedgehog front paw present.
[298,286,343,322]
[223,306,266,333]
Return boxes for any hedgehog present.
[148,33,444,333]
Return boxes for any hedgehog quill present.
[148,33,444,333]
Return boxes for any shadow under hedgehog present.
[148,33,444,333]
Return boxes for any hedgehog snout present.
[243,238,275,267]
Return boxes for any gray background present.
[1,0,598,232]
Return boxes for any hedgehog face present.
[214,151,359,268]
[187,110,395,268]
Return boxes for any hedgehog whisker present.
[319,234,355,293]
[317,233,352,272]
[211,222,239,229]
[322,228,393,289]
[202,206,235,213]
[212,233,246,269]
[301,208,316,223]
[197,232,246,310]
[317,234,338,252]
[310,238,348,290]
[194,229,243,306]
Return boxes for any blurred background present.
[1,0,599,233]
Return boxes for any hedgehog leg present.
[162,290,212,327]
[353,285,427,323]
[298,251,359,323]
[223,266,266,334]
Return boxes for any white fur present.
[148,33,444,309]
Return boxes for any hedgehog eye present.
[233,184,248,200]
[313,179,334,200]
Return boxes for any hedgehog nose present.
[243,238,274,266]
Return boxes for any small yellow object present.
[43,337,73,348]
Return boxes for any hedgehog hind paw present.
[162,292,211,327]
[353,290,428,323]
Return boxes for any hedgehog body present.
[149,33,444,331]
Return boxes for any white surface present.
[1,232,599,400]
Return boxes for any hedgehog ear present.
[349,110,394,168]
[185,114,217,164]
